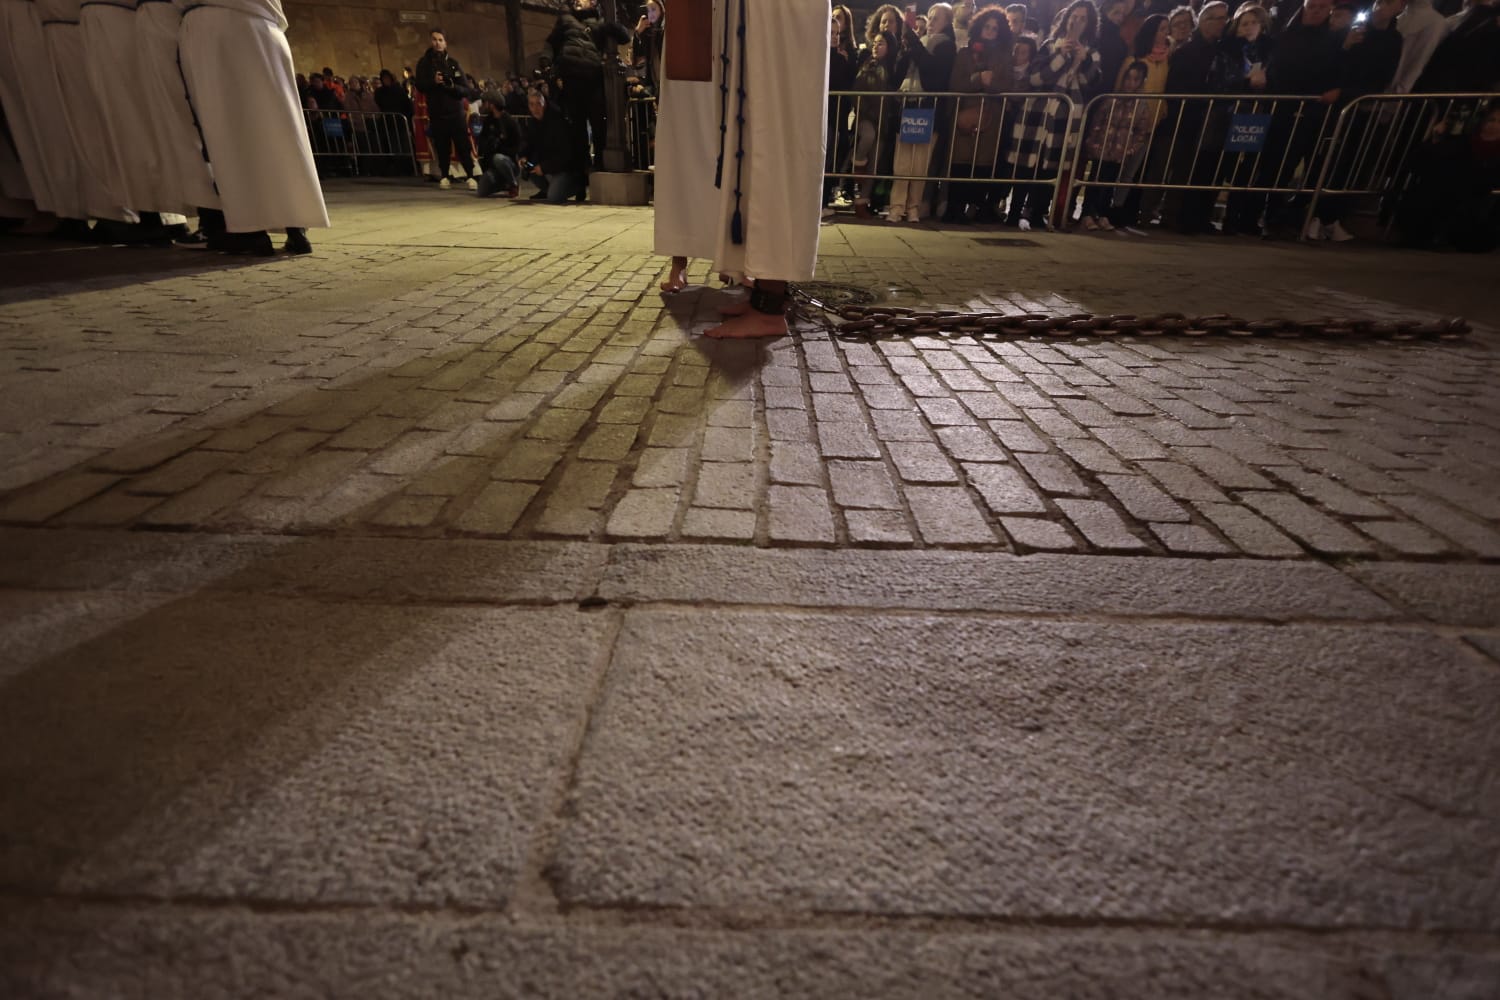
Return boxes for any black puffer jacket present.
[548,13,603,81]
[415,48,470,118]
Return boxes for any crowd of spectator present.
[293,0,1495,250]
[825,0,1498,250]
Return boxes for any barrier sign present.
[1225,113,1271,152]
[900,107,935,144]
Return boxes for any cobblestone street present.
[2,183,1497,997]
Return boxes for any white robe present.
[653,0,830,282]
[39,0,136,222]
[1,0,89,218]
[178,0,328,231]
[0,94,35,204]
[135,0,219,212]
[81,0,178,214]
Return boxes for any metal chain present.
[788,289,1472,343]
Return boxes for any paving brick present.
[1055,439,1129,475]
[887,442,958,484]
[1173,446,1274,490]
[445,422,520,458]
[1380,494,1500,558]
[576,425,638,462]
[646,414,700,448]
[768,486,836,543]
[408,457,490,497]
[935,426,1007,463]
[859,386,911,410]
[552,383,610,410]
[657,386,703,414]
[234,431,330,475]
[1193,501,1304,557]
[1055,499,1150,552]
[701,426,754,463]
[606,488,680,538]
[707,400,755,427]
[632,448,690,488]
[1269,468,1389,518]
[987,420,1049,453]
[493,441,565,482]
[1240,493,1374,556]
[681,507,755,541]
[963,463,1048,515]
[1357,520,1451,556]
[915,397,974,426]
[955,392,1020,420]
[905,487,997,545]
[766,409,813,443]
[262,452,367,500]
[770,442,823,486]
[827,461,901,510]
[1150,523,1233,555]
[1000,516,1078,551]
[1097,474,1190,523]
[808,373,853,393]
[844,509,914,544]
[369,495,448,529]
[137,473,262,528]
[693,463,757,509]
[1092,427,1168,462]
[52,489,163,527]
[126,451,232,497]
[871,410,932,443]
[526,408,591,442]
[816,422,881,460]
[326,416,413,451]
[90,430,213,473]
[454,481,538,534]
[1014,453,1089,497]
[812,394,864,423]
[1137,460,1229,503]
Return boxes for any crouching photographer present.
[519,88,588,204]
[474,90,524,198]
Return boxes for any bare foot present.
[718,296,750,317]
[704,310,788,339]
[659,256,688,294]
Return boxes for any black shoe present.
[173,229,209,249]
[219,230,275,256]
[283,228,312,255]
[529,190,547,201]
[48,218,93,241]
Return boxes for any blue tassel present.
[731,210,743,245]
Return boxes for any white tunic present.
[1,0,89,218]
[653,0,830,282]
[39,0,136,221]
[178,0,328,231]
[80,0,178,214]
[135,0,219,212]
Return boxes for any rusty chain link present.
[789,293,1472,343]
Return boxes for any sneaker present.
[438,177,452,190]
[1327,220,1355,243]
[1303,218,1326,241]
[465,177,478,191]
[1097,217,1115,231]
[1082,216,1099,231]
[1017,218,1032,232]
[887,207,905,223]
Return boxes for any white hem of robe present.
[179,7,329,231]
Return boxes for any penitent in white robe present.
[653,0,830,283]
[1,0,90,219]
[39,0,136,222]
[136,0,219,213]
[178,0,328,232]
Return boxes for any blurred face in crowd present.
[430,31,447,53]
[1014,37,1036,67]
[929,5,953,34]
[310,73,326,89]
[1199,4,1229,38]
[916,14,928,34]
[1301,0,1333,25]
[1154,18,1170,45]
[1122,64,1146,91]
[1329,5,1354,31]
[527,90,546,118]
[880,9,900,33]
[981,15,1002,39]
[1236,9,1264,38]
[380,70,397,86]
[874,35,891,59]
[646,1,662,23]
[1169,10,1195,42]
[1009,6,1028,32]
[831,14,841,44]
[1066,5,1091,36]
[1479,108,1500,142]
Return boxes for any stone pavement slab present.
[11,902,1496,1000]
[556,610,1500,929]
[598,544,1394,620]
[0,591,611,904]
[1347,563,1500,629]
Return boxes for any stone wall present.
[284,0,562,82]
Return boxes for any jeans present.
[476,154,520,196]
[532,170,586,205]
[429,114,474,178]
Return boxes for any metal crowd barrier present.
[1064,90,1499,238]
[826,89,1080,227]
[1304,91,1500,240]
[304,110,419,178]
[626,94,657,172]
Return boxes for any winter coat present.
[476,111,522,163]
[1265,20,1342,95]
[1084,95,1157,162]
[375,83,414,118]
[949,40,1013,166]
[523,104,585,176]
[1217,34,1274,94]
[1415,4,1500,93]
[1030,38,1103,105]
[1097,21,1129,98]
[415,48,470,119]
[1336,22,1402,104]
[548,13,604,82]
